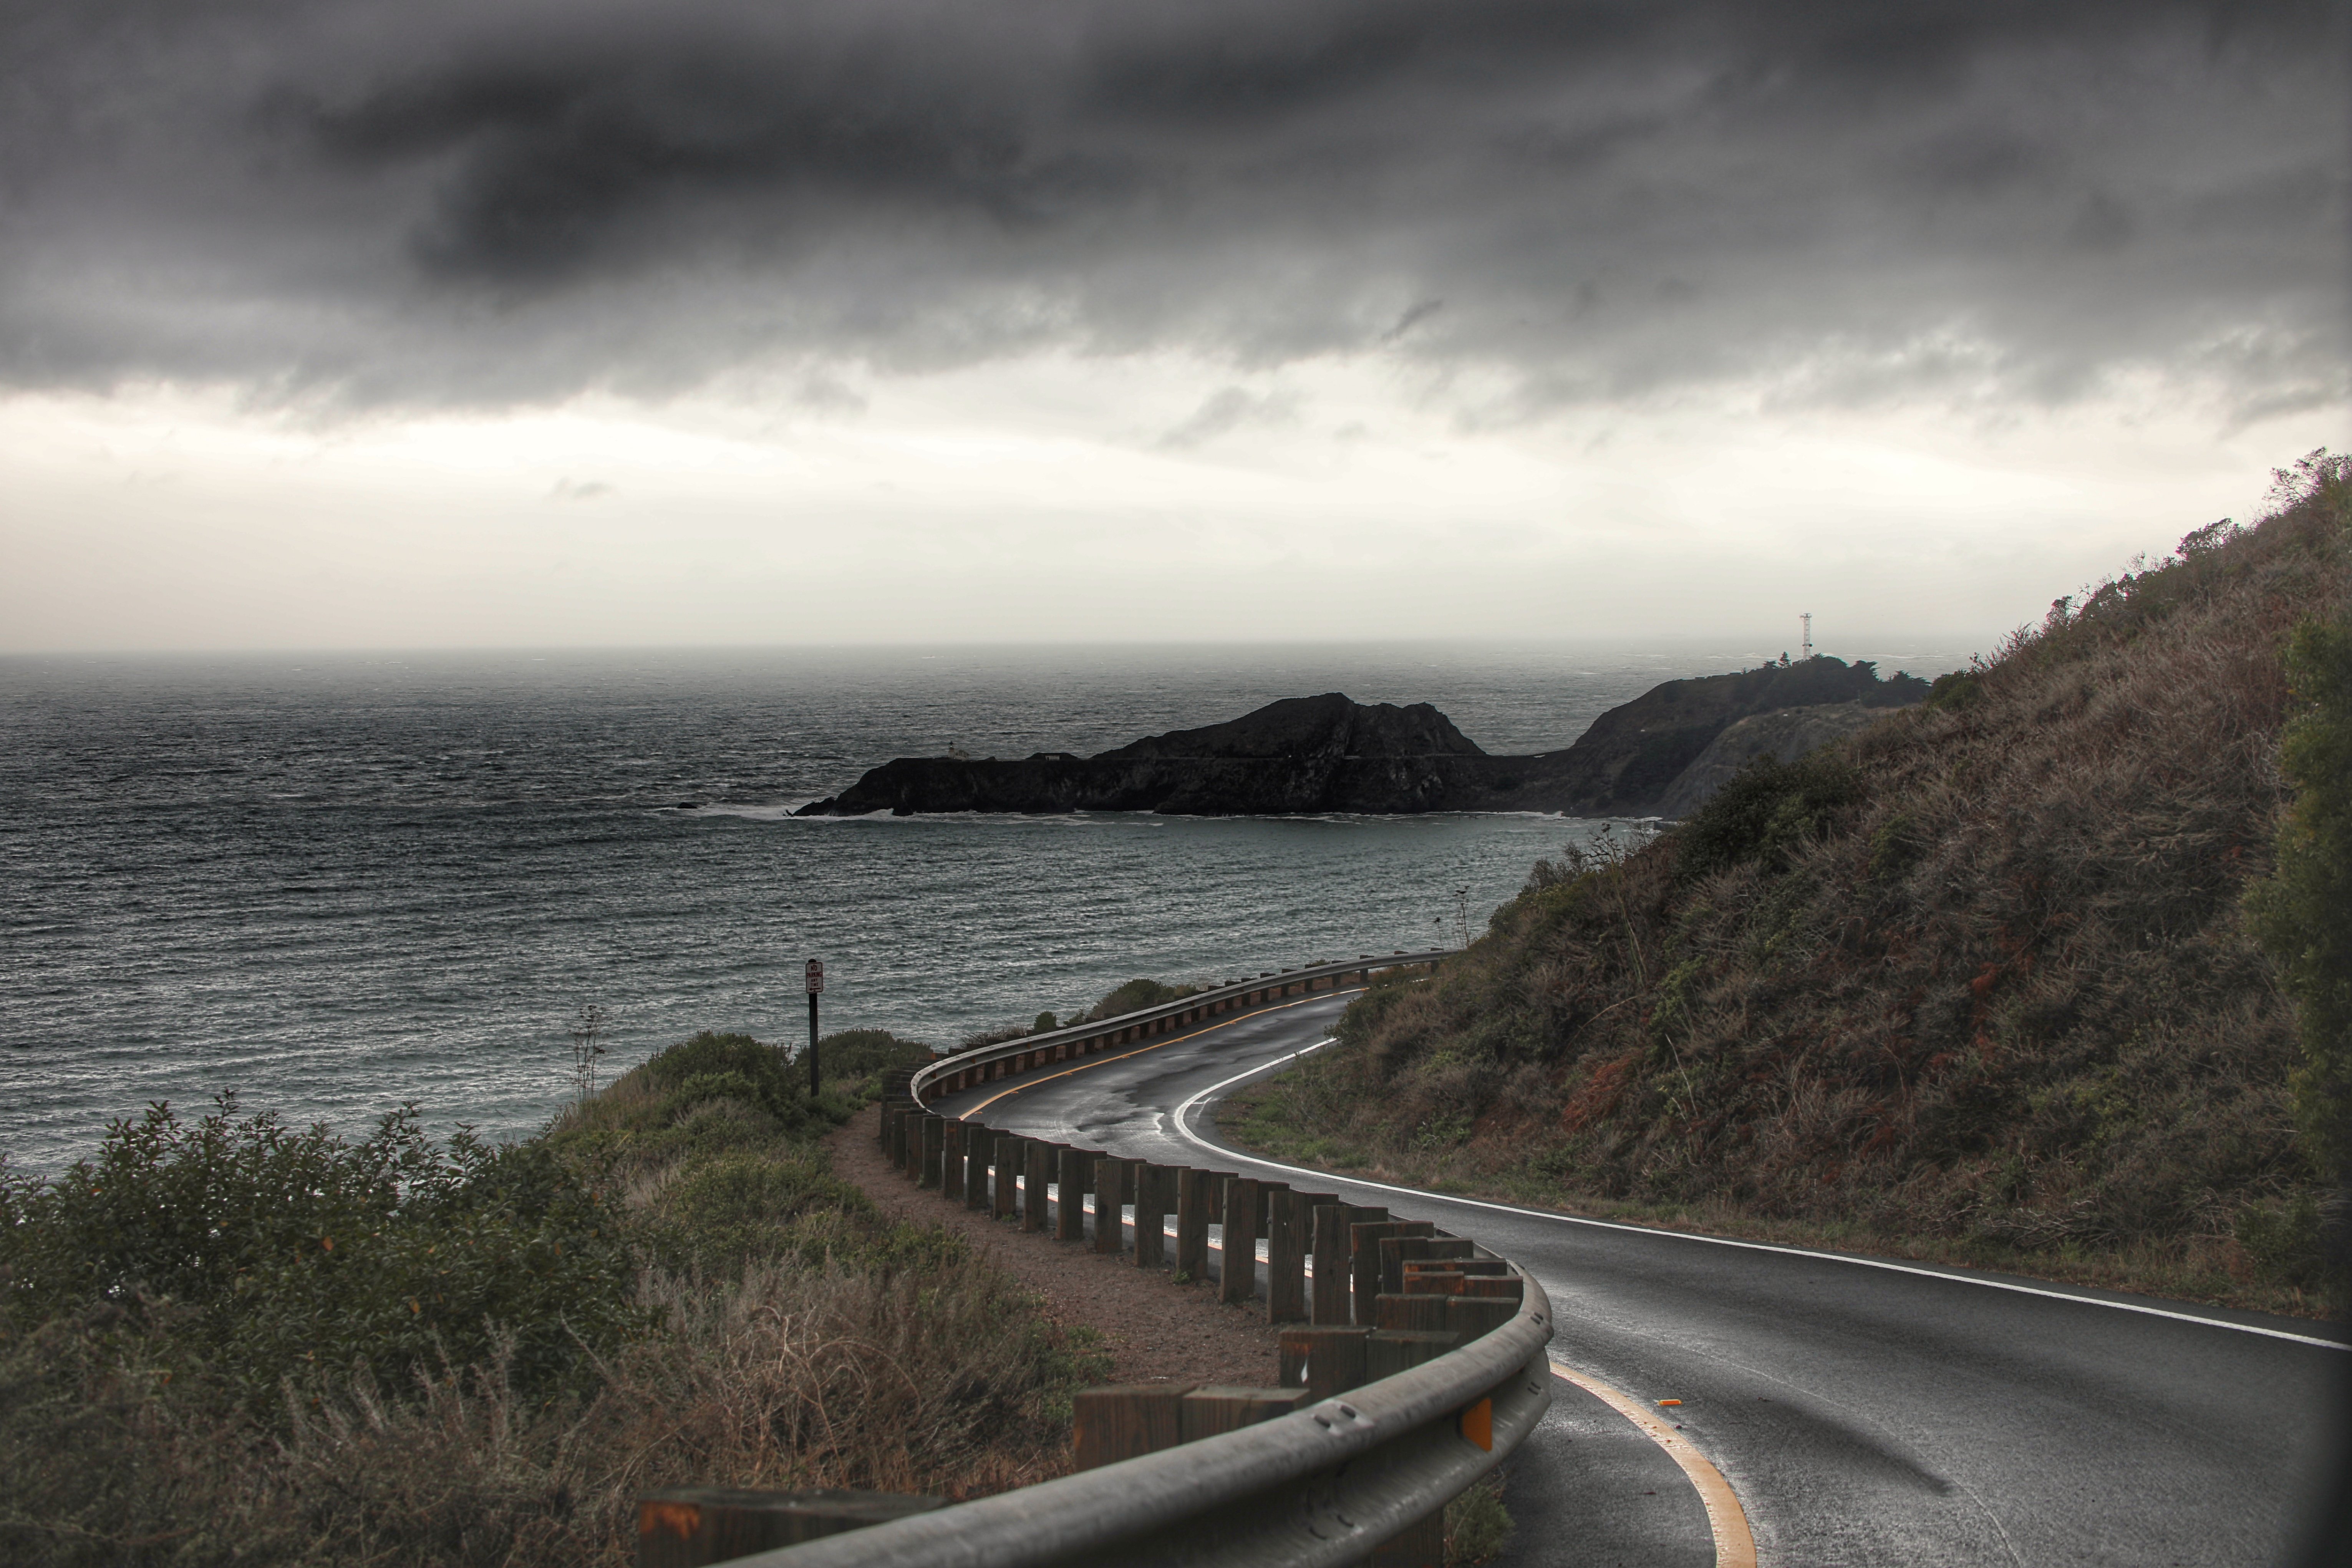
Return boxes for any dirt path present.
[825,1117,1281,1388]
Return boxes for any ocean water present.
[0,639,1961,1175]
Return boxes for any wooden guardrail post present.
[1445,1296,1521,1341]
[1219,1177,1260,1304]
[1175,1168,1212,1280]
[1094,1156,1130,1255]
[964,1133,992,1209]
[1366,1329,1457,1379]
[637,1487,945,1567]
[940,1121,965,1199]
[1056,1149,1091,1242]
[1380,1235,1470,1295]
[1374,1293,1451,1333]
[918,1115,944,1189]
[1351,1220,1434,1326]
[1132,1164,1169,1268]
[1278,1325,1372,1399]
[1265,1186,1308,1323]
[1178,1386,1311,1440]
[1072,1385,1193,1470]
[1313,1203,1379,1324]
[993,1136,1021,1220]
[1023,1141,1052,1232]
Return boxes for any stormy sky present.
[3,0,2345,651]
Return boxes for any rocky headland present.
[793,657,1931,819]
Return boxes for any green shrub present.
[642,1031,822,1134]
[1674,751,1861,883]
[814,1028,935,1088]
[1086,978,1197,1021]
[1924,670,1984,712]
[0,1099,645,1416]
[2248,610,2352,1177]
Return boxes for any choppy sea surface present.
[0,640,1962,1175]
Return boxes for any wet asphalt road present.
[928,990,2351,1568]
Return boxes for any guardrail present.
[688,947,1551,1568]
[907,949,1463,1106]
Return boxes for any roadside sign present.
[805,958,825,994]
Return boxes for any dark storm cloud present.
[0,0,2341,414]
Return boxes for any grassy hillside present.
[1231,458,2351,1314]
[0,1030,1100,1567]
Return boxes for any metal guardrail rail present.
[737,945,1546,1568]
[730,1285,1552,1567]
[908,950,1464,1106]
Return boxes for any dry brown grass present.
[2,1036,1101,1567]
[1230,484,2351,1313]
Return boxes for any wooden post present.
[993,1137,1021,1220]
[1366,1329,1457,1379]
[1374,1293,1451,1333]
[1056,1149,1091,1242]
[940,1121,965,1201]
[1351,1221,1434,1326]
[1219,1177,1260,1304]
[1023,1141,1053,1232]
[1463,1274,1525,1302]
[964,1132,992,1209]
[1094,1156,1130,1255]
[1401,1263,1467,1295]
[1132,1165,1169,1268]
[918,1116,944,1190]
[637,1488,945,1568]
[1265,1188,1308,1323]
[1445,1296,1521,1341]
[1312,1204,1378,1325]
[1178,1386,1311,1441]
[1072,1385,1194,1470]
[1175,1168,1212,1280]
[1277,1325,1372,1399]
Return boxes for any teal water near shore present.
[0,639,1960,1174]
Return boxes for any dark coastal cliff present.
[793,658,1931,818]
[794,694,1498,816]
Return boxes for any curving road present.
[928,989,2351,1568]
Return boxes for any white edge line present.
[1170,1041,2350,1354]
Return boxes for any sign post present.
[804,958,825,1097]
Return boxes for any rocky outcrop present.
[793,694,1498,816]
[1651,703,1895,820]
[793,659,1933,818]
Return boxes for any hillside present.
[1227,462,2350,1311]
[0,1030,1094,1566]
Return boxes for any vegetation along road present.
[926,988,2348,1568]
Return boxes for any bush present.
[1673,751,1861,883]
[0,1026,1106,1566]
[2248,604,2352,1177]
[1086,978,1198,1021]
[0,1099,645,1416]
[813,1028,935,1091]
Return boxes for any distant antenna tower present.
[1800,613,1813,661]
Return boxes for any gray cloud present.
[1157,385,1296,449]
[0,0,2340,416]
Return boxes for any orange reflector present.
[1459,1396,1493,1451]
[1657,1399,1682,1407]
[640,1502,701,1540]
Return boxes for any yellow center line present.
[950,988,1365,1120]
[1549,1362,1758,1568]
